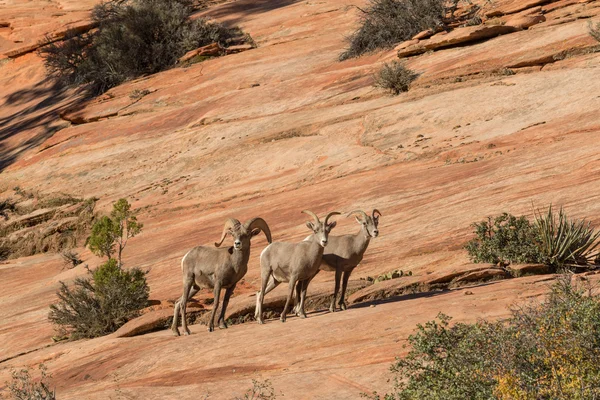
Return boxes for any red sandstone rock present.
[394,39,419,51]
[452,268,508,283]
[3,43,40,58]
[1,0,600,397]
[508,264,551,276]
[224,44,254,54]
[114,304,204,338]
[398,24,517,58]
[412,29,434,40]
[485,0,552,17]
[505,13,546,29]
[178,42,221,63]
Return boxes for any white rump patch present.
[260,243,273,259]
[181,251,190,270]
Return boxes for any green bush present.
[48,259,149,339]
[465,212,544,265]
[535,205,600,269]
[5,364,55,400]
[374,61,418,94]
[367,276,600,399]
[340,0,446,60]
[87,198,142,265]
[466,207,600,271]
[40,0,244,94]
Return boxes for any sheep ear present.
[250,228,261,237]
[328,221,337,230]
[306,221,315,231]
[354,216,362,224]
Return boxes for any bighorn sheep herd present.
[171,208,381,335]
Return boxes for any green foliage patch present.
[49,199,148,339]
[40,0,245,94]
[373,61,419,94]
[340,0,446,60]
[466,207,600,271]
[48,259,149,339]
[465,212,544,265]
[535,205,600,269]
[365,276,600,399]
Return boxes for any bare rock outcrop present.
[397,25,518,58]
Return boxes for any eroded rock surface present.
[1,0,600,397]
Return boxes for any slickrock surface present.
[1,0,600,397]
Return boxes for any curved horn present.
[214,218,241,247]
[244,217,272,244]
[372,209,382,218]
[324,211,341,225]
[301,210,320,224]
[347,210,368,222]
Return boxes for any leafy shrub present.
[535,205,600,269]
[465,212,544,265]
[5,364,55,400]
[340,0,446,60]
[374,61,419,94]
[48,259,149,339]
[87,198,142,265]
[367,276,600,399]
[49,198,147,339]
[40,0,244,94]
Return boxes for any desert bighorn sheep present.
[293,209,381,314]
[255,210,340,324]
[171,217,271,335]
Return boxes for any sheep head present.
[302,210,341,247]
[215,217,272,251]
[347,209,381,238]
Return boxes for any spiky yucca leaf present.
[535,205,600,269]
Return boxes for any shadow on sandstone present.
[205,0,301,26]
[0,78,85,172]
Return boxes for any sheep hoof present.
[183,331,191,336]
[207,326,214,332]
[219,323,228,329]
[329,306,336,313]
[172,329,180,337]
[257,319,265,325]
[299,313,307,319]
[340,303,347,311]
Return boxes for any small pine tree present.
[87,198,142,266]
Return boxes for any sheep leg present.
[256,273,276,324]
[171,285,200,336]
[293,280,303,316]
[339,270,352,311]
[208,283,222,332]
[297,279,310,318]
[259,276,280,318]
[280,277,298,323]
[171,300,181,336]
[218,284,236,329]
[329,269,343,313]
[179,278,194,336]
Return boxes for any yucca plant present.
[534,205,600,270]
